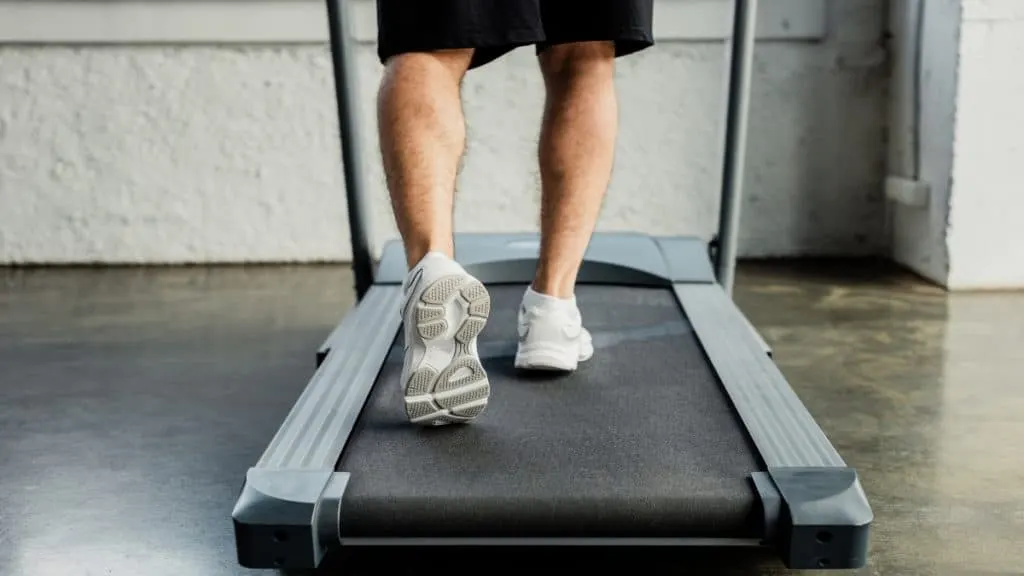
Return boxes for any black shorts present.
[376,0,655,70]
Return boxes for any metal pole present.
[714,0,758,295]
[326,0,374,300]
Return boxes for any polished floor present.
[1,261,1022,575]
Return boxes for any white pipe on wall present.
[885,0,929,207]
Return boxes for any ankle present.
[406,240,454,270]
[525,283,575,307]
[530,274,575,300]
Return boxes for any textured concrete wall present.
[0,0,889,264]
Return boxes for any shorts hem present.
[538,27,655,57]
[377,28,545,68]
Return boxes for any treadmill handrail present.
[715,0,759,294]
[326,0,375,300]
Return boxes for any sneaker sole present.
[514,345,581,371]
[515,337,593,371]
[403,275,491,426]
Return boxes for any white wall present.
[888,0,1024,289]
[946,0,1024,289]
[0,0,890,264]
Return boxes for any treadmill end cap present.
[768,466,873,570]
[231,468,349,570]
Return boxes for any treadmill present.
[231,0,873,571]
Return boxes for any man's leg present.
[376,0,546,425]
[514,42,616,371]
[534,42,618,298]
[378,50,473,268]
[378,51,494,426]
[515,0,654,371]
[376,0,544,268]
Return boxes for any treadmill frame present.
[232,0,872,571]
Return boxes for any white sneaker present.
[514,286,594,371]
[400,252,491,425]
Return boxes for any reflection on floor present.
[736,260,1024,576]
[0,260,1021,576]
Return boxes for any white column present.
[889,0,1024,289]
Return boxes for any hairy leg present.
[377,49,474,268]
[533,41,618,298]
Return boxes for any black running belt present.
[336,285,763,538]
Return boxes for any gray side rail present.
[678,284,872,570]
[232,286,403,569]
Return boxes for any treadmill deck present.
[336,285,763,539]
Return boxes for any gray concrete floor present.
[1,261,1022,575]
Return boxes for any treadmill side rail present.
[232,285,403,569]
[258,286,402,470]
[676,283,844,469]
[678,283,873,569]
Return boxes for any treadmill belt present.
[336,285,762,538]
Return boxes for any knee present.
[382,49,475,84]
[539,41,616,87]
